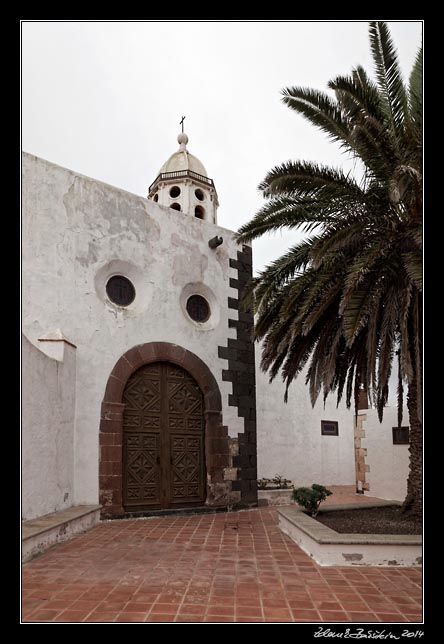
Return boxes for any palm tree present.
[236,22,422,517]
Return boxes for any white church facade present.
[22,132,409,527]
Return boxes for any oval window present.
[106,275,136,306]
[186,294,210,323]
[195,188,204,201]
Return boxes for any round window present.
[195,188,204,201]
[169,185,181,198]
[106,275,136,306]
[186,294,210,323]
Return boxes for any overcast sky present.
[22,20,422,274]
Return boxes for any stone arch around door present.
[99,342,231,518]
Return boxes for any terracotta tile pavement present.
[321,485,395,506]
[22,489,422,624]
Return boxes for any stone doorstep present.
[277,504,422,546]
[103,503,256,520]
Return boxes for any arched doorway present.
[99,342,230,518]
[122,361,205,511]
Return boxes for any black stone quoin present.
[218,245,257,504]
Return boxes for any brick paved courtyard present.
[22,492,422,623]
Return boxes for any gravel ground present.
[314,505,422,535]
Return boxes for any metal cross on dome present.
[180,115,186,132]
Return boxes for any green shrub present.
[272,474,292,489]
[292,484,332,516]
[257,475,294,490]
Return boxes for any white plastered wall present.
[361,407,409,501]
[22,152,243,506]
[22,335,76,519]
[255,345,355,487]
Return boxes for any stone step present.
[22,505,101,562]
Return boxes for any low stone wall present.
[258,489,294,506]
[278,505,422,567]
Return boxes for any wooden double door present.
[122,362,206,510]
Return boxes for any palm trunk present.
[401,376,422,518]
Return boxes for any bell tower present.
[148,129,219,224]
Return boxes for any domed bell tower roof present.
[158,133,208,177]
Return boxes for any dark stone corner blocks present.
[218,245,258,506]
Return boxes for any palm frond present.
[235,196,326,244]
[408,44,423,131]
[368,21,409,139]
[402,252,422,291]
[281,86,350,148]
